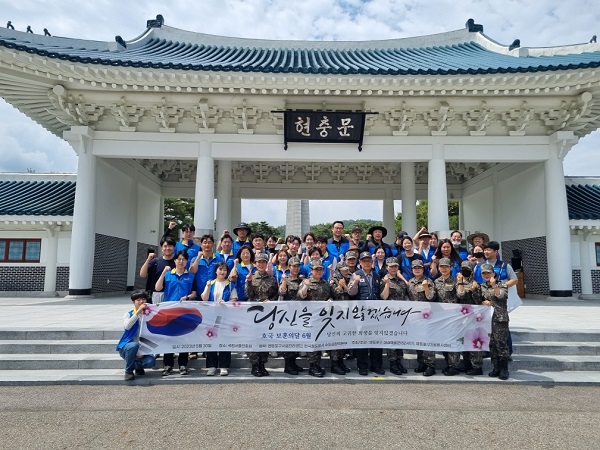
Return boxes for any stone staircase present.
[1,329,599,373]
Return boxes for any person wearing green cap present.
[434,257,460,376]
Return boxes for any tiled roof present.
[566,184,600,220]
[1,28,600,75]
[0,180,76,216]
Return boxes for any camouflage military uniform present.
[328,268,354,368]
[456,275,483,370]
[408,276,436,369]
[480,280,509,367]
[434,275,460,371]
[279,274,304,360]
[381,275,408,364]
[300,277,335,364]
[245,272,278,365]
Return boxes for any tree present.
[163,197,194,231]
[395,200,460,232]
[248,221,279,238]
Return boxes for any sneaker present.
[179,366,189,376]
[206,367,218,376]
[220,368,229,376]
[134,368,145,376]
[124,372,135,381]
[162,366,173,376]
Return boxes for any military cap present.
[351,225,363,233]
[336,261,348,270]
[310,259,324,269]
[255,252,269,262]
[461,260,473,269]
[480,263,495,273]
[438,257,452,266]
[386,257,399,266]
[345,251,358,260]
[288,256,301,266]
[411,259,424,268]
[359,251,372,260]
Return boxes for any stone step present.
[0,340,117,354]
[513,342,600,356]
[1,353,599,371]
[0,330,121,341]
[512,331,600,342]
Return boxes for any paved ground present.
[1,384,598,448]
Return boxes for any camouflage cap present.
[288,256,301,266]
[345,251,358,260]
[255,252,269,262]
[310,259,324,269]
[411,259,424,268]
[336,261,348,270]
[438,257,452,266]
[480,263,495,273]
[461,260,473,269]
[359,251,372,260]
[386,257,399,266]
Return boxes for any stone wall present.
[0,266,45,291]
[91,234,129,293]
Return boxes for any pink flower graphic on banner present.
[232,324,240,333]
[421,309,431,319]
[205,326,218,339]
[464,327,490,350]
[459,304,474,316]
[475,313,484,322]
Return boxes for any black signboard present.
[280,110,374,151]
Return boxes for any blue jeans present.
[118,342,156,373]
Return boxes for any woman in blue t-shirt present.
[229,246,256,301]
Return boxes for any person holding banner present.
[116,290,157,381]
[298,259,336,377]
[155,250,197,376]
[245,252,278,377]
[407,259,437,376]
[479,263,510,381]
[380,257,409,375]
[456,261,484,375]
[278,256,306,375]
[200,261,237,376]
[328,259,355,375]
[433,258,461,376]
[347,251,383,376]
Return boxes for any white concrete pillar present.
[458,199,465,231]
[401,162,417,236]
[383,190,395,241]
[194,141,215,235]
[216,160,232,235]
[43,225,60,293]
[492,173,502,243]
[158,196,165,244]
[578,230,594,298]
[427,144,449,232]
[546,132,576,297]
[231,190,241,231]
[63,127,96,296]
[127,170,138,290]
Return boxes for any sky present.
[1,0,599,226]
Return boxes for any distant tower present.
[285,200,310,237]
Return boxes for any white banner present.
[137,300,492,355]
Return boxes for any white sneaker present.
[220,368,229,376]
[206,367,218,376]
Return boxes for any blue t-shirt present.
[163,270,195,301]
[234,263,257,301]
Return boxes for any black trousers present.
[206,351,231,368]
[356,348,383,370]
[163,353,188,367]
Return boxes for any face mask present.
[473,251,484,259]
[452,240,461,246]
[460,269,472,277]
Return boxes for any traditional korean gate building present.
[1,19,600,297]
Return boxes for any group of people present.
[117,221,518,382]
